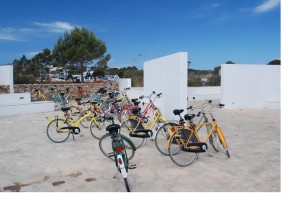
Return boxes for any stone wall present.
[0,81,118,100]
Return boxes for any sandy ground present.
[0,101,280,192]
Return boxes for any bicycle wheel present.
[155,122,178,156]
[79,110,92,128]
[99,134,135,161]
[124,178,130,192]
[120,119,145,149]
[168,129,197,167]
[46,118,70,143]
[89,117,109,139]
[207,124,220,152]
[216,127,230,158]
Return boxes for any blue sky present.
[0,0,280,70]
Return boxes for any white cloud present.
[254,0,280,13]
[34,21,76,33]
[0,27,22,41]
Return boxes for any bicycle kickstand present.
[113,170,119,179]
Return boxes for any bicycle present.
[45,106,108,142]
[120,92,170,149]
[49,87,68,106]
[99,117,137,192]
[155,100,213,156]
[33,87,46,101]
[167,102,230,167]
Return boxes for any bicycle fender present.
[119,134,137,151]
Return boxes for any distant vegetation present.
[8,27,281,86]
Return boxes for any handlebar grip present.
[139,95,144,99]
[187,106,192,110]
[152,91,156,94]
[157,93,162,97]
[219,104,225,108]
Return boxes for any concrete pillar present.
[0,65,14,93]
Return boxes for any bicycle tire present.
[79,109,92,128]
[216,127,230,158]
[120,119,145,149]
[124,178,130,192]
[46,118,71,143]
[168,129,197,167]
[89,117,109,139]
[155,122,178,156]
[207,124,220,152]
[99,134,136,161]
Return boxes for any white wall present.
[0,93,31,105]
[221,64,280,109]
[188,87,221,101]
[144,52,187,120]
[0,65,14,93]
[118,78,131,92]
[0,101,55,117]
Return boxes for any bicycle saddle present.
[131,107,141,115]
[173,109,184,116]
[184,114,196,121]
[131,98,138,102]
[106,124,121,132]
[133,101,140,106]
[61,107,71,112]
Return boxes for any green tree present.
[267,59,281,65]
[31,48,53,68]
[92,68,105,81]
[53,27,110,82]
[13,55,37,84]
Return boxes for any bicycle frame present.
[166,119,228,150]
[126,108,167,133]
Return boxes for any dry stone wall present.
[0,81,118,100]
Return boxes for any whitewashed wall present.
[187,87,221,101]
[0,65,14,93]
[144,52,188,120]
[221,64,280,109]
[118,78,131,92]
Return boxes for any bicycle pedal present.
[129,164,137,169]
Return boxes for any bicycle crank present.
[61,126,81,134]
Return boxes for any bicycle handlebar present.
[219,104,225,108]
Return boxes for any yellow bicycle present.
[46,107,109,143]
[167,103,230,167]
[33,88,46,101]
[119,93,169,148]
